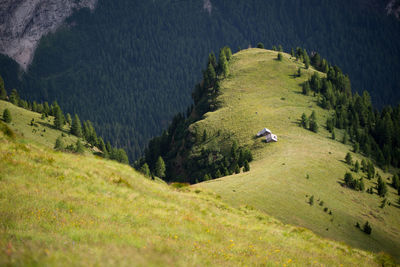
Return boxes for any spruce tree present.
[342,132,348,144]
[215,169,222,178]
[3,108,11,123]
[9,89,19,105]
[377,176,388,197]
[53,105,64,130]
[300,113,308,128]
[345,152,353,165]
[75,139,84,154]
[140,163,151,177]
[66,113,72,125]
[243,160,250,172]
[219,53,229,78]
[363,221,372,235]
[277,53,283,61]
[354,161,360,173]
[392,174,400,189]
[54,136,64,151]
[331,129,336,140]
[155,156,166,178]
[0,76,6,100]
[71,114,83,137]
[234,164,240,174]
[257,42,264,49]
[278,45,283,52]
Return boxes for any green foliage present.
[9,89,19,105]
[308,111,318,133]
[345,153,352,165]
[377,176,388,197]
[3,108,11,123]
[300,113,308,129]
[344,172,364,192]
[140,163,151,177]
[71,114,83,137]
[243,160,250,172]
[66,113,72,125]
[0,121,15,139]
[0,76,6,100]
[155,156,166,178]
[354,161,360,173]
[277,53,283,61]
[54,136,64,151]
[53,105,64,130]
[363,221,372,235]
[257,42,264,49]
[297,67,301,77]
[75,139,84,154]
[392,174,400,190]
[309,195,314,205]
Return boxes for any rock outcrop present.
[0,0,97,70]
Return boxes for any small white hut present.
[256,128,278,143]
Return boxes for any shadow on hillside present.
[37,121,69,135]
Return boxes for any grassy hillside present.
[0,100,384,265]
[196,49,400,260]
[0,100,79,151]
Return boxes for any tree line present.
[0,77,129,164]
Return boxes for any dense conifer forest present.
[0,0,399,161]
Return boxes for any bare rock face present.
[386,0,400,19]
[0,0,97,70]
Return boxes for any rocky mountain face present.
[0,0,97,70]
[386,0,400,19]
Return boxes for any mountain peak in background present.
[0,0,97,70]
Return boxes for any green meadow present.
[196,48,400,261]
[0,99,383,266]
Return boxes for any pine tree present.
[155,156,166,178]
[392,174,399,189]
[243,160,250,172]
[363,221,372,235]
[54,136,64,151]
[309,195,314,205]
[219,53,229,78]
[331,129,336,140]
[140,163,151,177]
[53,105,64,130]
[297,67,301,77]
[257,42,264,49]
[361,159,367,172]
[0,76,6,100]
[234,164,240,174]
[342,132,348,144]
[9,89,19,105]
[75,139,84,154]
[278,45,283,52]
[377,176,388,197]
[215,169,222,178]
[71,114,83,137]
[354,161,360,173]
[309,111,318,133]
[3,108,11,123]
[300,113,308,128]
[66,113,72,125]
[304,53,310,69]
[277,53,283,61]
[345,152,353,165]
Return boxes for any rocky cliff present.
[0,0,97,70]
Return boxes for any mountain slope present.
[1,0,400,161]
[181,48,400,260]
[0,104,382,266]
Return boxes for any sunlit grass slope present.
[196,48,400,260]
[0,100,79,150]
[0,110,380,265]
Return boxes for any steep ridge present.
[193,49,400,260]
[0,102,382,265]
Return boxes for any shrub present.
[277,53,283,61]
[309,195,314,205]
[3,108,11,123]
[363,221,372,235]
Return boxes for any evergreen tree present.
[66,113,72,125]
[71,114,83,137]
[309,195,314,205]
[363,221,372,235]
[140,163,151,177]
[202,129,208,142]
[353,142,359,153]
[155,156,166,178]
[377,176,388,197]
[342,132,348,144]
[257,42,264,49]
[304,52,310,69]
[300,113,308,128]
[302,82,310,95]
[0,76,6,100]
[291,48,295,57]
[354,161,360,173]
[75,139,84,154]
[54,136,64,151]
[309,111,318,133]
[3,108,11,123]
[361,159,367,172]
[345,152,353,165]
[277,53,283,61]
[243,160,250,172]
[53,105,64,130]
[392,174,400,189]
[278,45,283,52]
[97,137,107,157]
[9,89,19,105]
[331,129,336,140]
[219,53,229,78]
[234,164,240,174]
[297,67,301,77]
[272,45,277,51]
[204,174,211,181]
[215,169,222,178]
